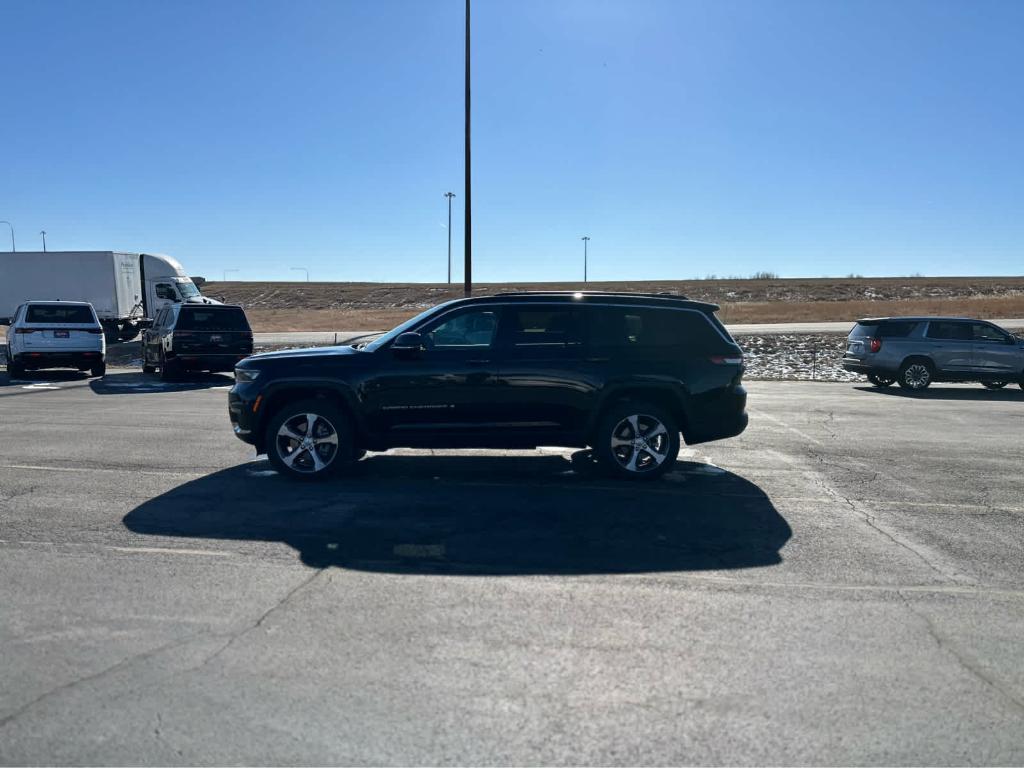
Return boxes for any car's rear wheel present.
[594,402,679,480]
[867,373,895,388]
[159,352,179,382]
[265,399,356,481]
[981,381,1008,389]
[142,363,156,374]
[90,362,106,378]
[7,359,25,379]
[898,360,934,391]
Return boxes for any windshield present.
[362,301,459,352]
[175,279,201,299]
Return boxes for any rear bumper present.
[684,385,749,445]
[16,351,103,369]
[170,352,250,372]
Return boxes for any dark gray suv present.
[842,317,1024,391]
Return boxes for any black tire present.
[897,359,934,392]
[265,399,357,481]
[159,352,179,382]
[867,373,895,388]
[7,359,25,379]
[90,362,106,378]
[593,401,680,481]
[142,363,156,374]
[981,381,1008,390]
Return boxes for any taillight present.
[88,328,103,334]
[15,328,36,334]
[710,355,744,365]
[173,330,195,338]
[869,338,882,353]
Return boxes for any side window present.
[589,307,722,351]
[422,309,499,349]
[926,322,971,341]
[155,283,177,301]
[878,321,918,338]
[503,308,582,348]
[972,323,1009,343]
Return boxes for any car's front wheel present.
[265,399,356,481]
[594,402,680,480]
[868,373,895,388]
[981,381,1008,390]
[898,360,934,391]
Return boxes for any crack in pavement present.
[0,633,203,730]
[896,590,1024,718]
[187,568,329,673]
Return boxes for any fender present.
[254,377,366,453]
[585,377,692,440]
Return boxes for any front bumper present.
[228,386,260,445]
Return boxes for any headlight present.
[234,368,260,382]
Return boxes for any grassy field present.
[197,277,1024,332]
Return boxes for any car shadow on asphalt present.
[0,369,91,387]
[89,371,235,394]
[123,454,791,575]
[854,385,1024,401]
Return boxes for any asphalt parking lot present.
[1,370,1022,765]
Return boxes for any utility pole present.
[0,222,13,252]
[444,192,455,284]
[463,0,472,297]
[40,231,47,252]
[581,236,590,282]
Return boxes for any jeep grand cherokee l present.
[228,292,748,480]
[842,316,1024,391]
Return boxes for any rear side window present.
[176,308,251,331]
[588,307,725,352]
[878,321,918,338]
[926,321,971,341]
[504,308,582,347]
[850,323,879,338]
[26,305,96,324]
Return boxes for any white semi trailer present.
[0,251,218,342]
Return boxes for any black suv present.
[142,304,253,380]
[228,292,748,480]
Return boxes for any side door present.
[970,322,1019,377]
[923,321,973,372]
[362,305,500,443]
[491,305,589,436]
[8,305,26,358]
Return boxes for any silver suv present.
[842,317,1024,391]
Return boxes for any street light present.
[223,268,239,281]
[581,236,590,283]
[40,231,47,252]
[444,192,456,284]
[0,221,13,251]
[290,267,309,282]
[464,0,472,297]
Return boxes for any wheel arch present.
[588,384,691,444]
[254,380,363,454]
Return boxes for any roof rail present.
[493,290,690,300]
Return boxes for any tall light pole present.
[40,231,47,252]
[290,267,309,282]
[581,236,590,283]
[0,221,13,251]
[223,268,239,281]
[463,0,472,297]
[444,192,455,284]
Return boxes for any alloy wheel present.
[275,412,340,474]
[610,413,671,474]
[903,364,931,390]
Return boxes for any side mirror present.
[1005,335,1017,345]
[392,331,425,355]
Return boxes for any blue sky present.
[2,0,1022,281]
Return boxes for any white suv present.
[5,301,106,378]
